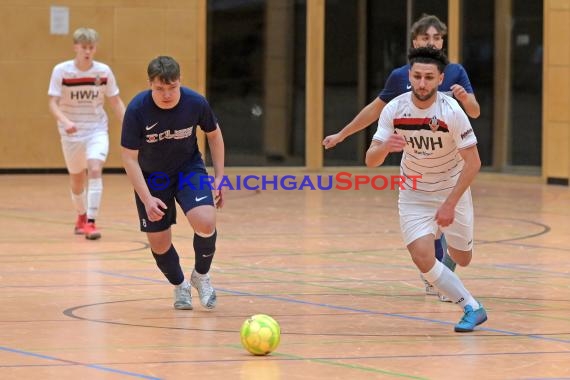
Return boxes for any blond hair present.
[73,28,99,44]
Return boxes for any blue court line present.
[493,263,570,277]
[95,270,166,283]
[95,271,570,345]
[219,289,570,344]
[0,346,162,380]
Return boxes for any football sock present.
[152,245,185,285]
[434,238,444,262]
[71,189,86,215]
[422,260,479,310]
[194,230,216,275]
[87,178,103,220]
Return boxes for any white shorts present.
[61,132,109,174]
[399,188,474,251]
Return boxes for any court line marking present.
[0,345,162,380]
[69,272,570,344]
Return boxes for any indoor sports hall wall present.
[542,0,570,184]
[1,0,569,184]
[0,0,206,170]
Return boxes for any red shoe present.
[83,222,101,240]
[74,214,87,235]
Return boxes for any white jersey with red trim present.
[48,60,120,139]
[372,91,477,194]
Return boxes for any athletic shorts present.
[61,132,109,174]
[135,162,215,233]
[399,188,474,251]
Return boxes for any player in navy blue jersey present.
[323,15,480,300]
[121,56,225,310]
[323,14,480,151]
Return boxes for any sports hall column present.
[493,0,512,171]
[264,0,295,162]
[306,0,325,170]
[447,0,460,63]
[542,0,570,185]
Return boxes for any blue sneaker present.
[454,302,488,332]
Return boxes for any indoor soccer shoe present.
[190,269,217,309]
[83,222,101,240]
[74,214,87,235]
[454,302,488,332]
[174,283,193,310]
[438,292,452,302]
[420,273,437,295]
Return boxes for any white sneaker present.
[438,292,453,302]
[420,273,437,296]
[174,281,193,310]
[190,270,217,309]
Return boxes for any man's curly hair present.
[408,46,449,73]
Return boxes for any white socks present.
[177,280,190,289]
[422,260,479,310]
[71,190,86,215]
[87,178,103,220]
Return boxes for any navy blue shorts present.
[135,163,215,232]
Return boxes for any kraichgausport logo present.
[146,171,421,191]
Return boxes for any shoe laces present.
[197,274,212,289]
[175,285,191,300]
[459,305,475,321]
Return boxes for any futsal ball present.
[240,314,281,355]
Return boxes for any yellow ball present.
[240,314,281,355]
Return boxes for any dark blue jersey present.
[378,63,474,103]
[121,87,218,175]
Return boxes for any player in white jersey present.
[48,28,125,240]
[366,46,487,332]
[324,14,480,299]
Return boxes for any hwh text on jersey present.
[70,90,100,100]
[404,135,443,150]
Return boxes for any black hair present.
[147,56,181,83]
[408,46,449,73]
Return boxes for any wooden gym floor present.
[1,169,569,380]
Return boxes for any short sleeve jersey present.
[121,87,218,175]
[373,92,477,193]
[378,63,474,103]
[48,60,120,139]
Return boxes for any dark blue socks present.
[194,230,217,275]
[435,237,444,262]
[152,245,184,285]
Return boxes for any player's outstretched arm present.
[206,126,225,209]
[121,147,167,221]
[435,145,481,227]
[323,97,387,149]
[108,95,126,125]
[450,85,480,119]
[365,134,406,167]
[48,96,76,134]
